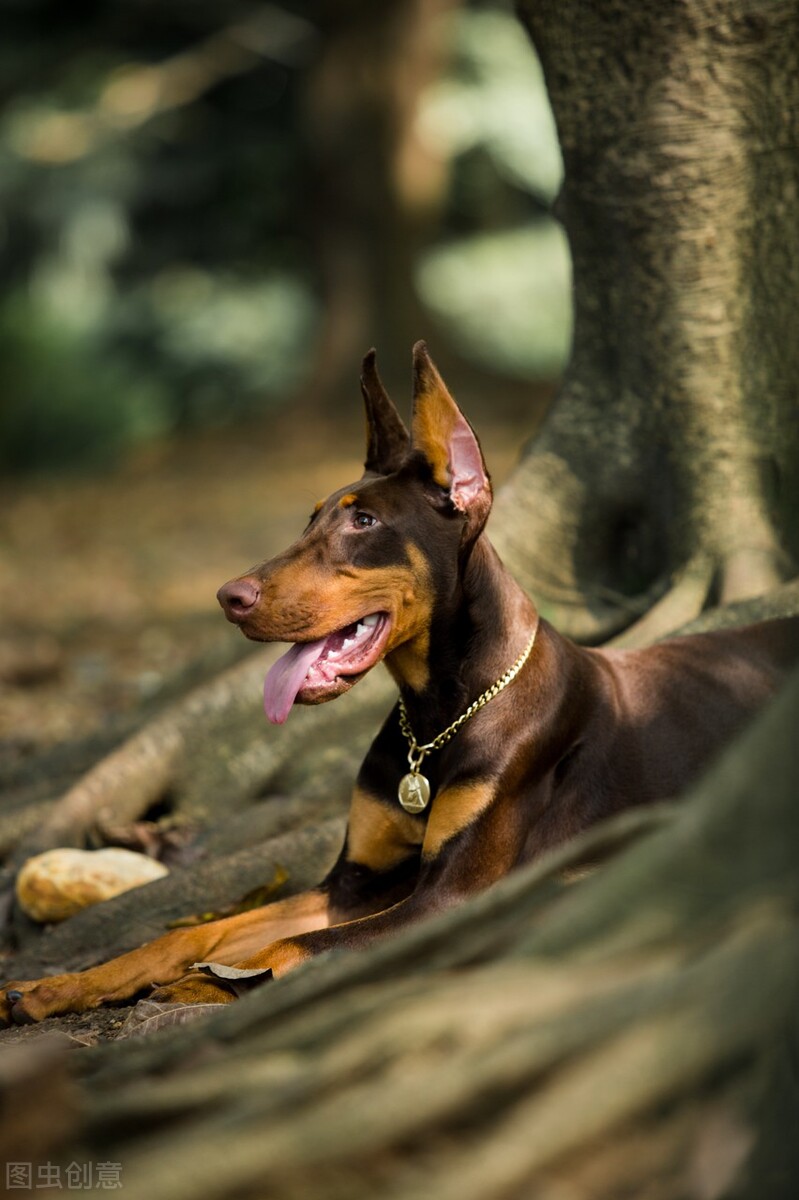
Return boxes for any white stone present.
[16,847,169,923]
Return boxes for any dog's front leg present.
[2,781,426,1022]
[0,888,332,1025]
[183,777,519,981]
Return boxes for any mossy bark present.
[497,0,799,641]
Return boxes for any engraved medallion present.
[398,771,431,813]
[396,627,537,817]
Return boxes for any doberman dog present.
[3,342,798,1025]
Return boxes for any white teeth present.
[342,636,356,649]
[355,624,367,638]
[362,614,379,627]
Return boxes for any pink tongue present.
[263,638,327,725]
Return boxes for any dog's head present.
[217,342,492,723]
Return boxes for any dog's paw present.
[146,969,242,1008]
[0,974,82,1026]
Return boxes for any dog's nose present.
[217,577,261,622]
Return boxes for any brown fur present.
[2,343,797,1026]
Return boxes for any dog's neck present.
[385,535,538,744]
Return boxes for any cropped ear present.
[411,341,491,536]
[361,349,410,475]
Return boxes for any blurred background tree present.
[0,0,569,474]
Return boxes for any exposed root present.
[512,573,668,646]
[606,551,797,650]
[607,555,714,649]
[717,545,791,606]
[7,725,185,872]
[3,648,276,871]
[673,577,799,638]
[59,676,799,1200]
[5,645,391,878]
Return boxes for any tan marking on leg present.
[347,787,423,871]
[148,970,238,1007]
[1,889,331,1022]
[234,938,311,979]
[201,889,331,962]
[422,780,496,860]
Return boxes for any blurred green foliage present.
[419,224,571,380]
[419,6,562,205]
[0,0,568,473]
[417,5,569,378]
[0,296,168,471]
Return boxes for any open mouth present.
[263,612,391,724]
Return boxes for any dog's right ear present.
[410,341,492,542]
[361,349,410,475]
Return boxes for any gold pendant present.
[398,771,431,813]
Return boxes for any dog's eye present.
[353,511,378,529]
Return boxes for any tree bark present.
[497,0,799,641]
[12,665,797,1200]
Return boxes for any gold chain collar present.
[396,622,538,813]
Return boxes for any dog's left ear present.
[411,341,492,537]
[361,349,410,475]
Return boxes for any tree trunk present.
[301,0,457,402]
[496,0,799,641]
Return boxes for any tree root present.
[79,915,786,1200]
[717,545,793,607]
[607,555,714,649]
[58,670,799,1200]
[488,560,666,646]
[673,577,799,638]
[607,562,799,651]
[4,648,392,874]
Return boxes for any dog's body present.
[3,343,798,1025]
